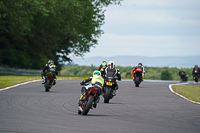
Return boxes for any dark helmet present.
[138,63,142,66]
[48,59,54,64]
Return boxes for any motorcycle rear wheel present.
[135,77,140,87]
[104,87,111,103]
[82,96,94,115]
[195,76,198,82]
[45,80,50,92]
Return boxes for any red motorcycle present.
[44,72,54,92]
[78,84,100,115]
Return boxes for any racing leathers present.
[192,66,200,79]
[132,65,145,81]
[41,63,58,84]
[179,70,186,77]
[79,74,104,109]
[98,61,107,71]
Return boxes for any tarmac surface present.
[0,79,200,133]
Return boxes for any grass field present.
[0,75,90,89]
[171,85,200,103]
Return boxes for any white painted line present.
[0,80,41,92]
[169,82,200,105]
[0,79,73,92]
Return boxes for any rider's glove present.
[80,82,84,85]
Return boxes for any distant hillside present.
[69,55,200,68]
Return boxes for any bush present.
[161,70,172,80]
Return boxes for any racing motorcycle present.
[193,70,199,82]
[78,83,100,115]
[103,77,117,103]
[44,72,55,92]
[180,74,188,82]
[134,71,142,87]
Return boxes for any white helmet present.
[93,70,101,75]
[108,61,115,66]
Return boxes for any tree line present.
[0,0,120,70]
[61,65,194,81]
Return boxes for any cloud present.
[84,33,200,57]
[103,0,200,36]
[72,0,200,59]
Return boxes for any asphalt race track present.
[0,79,200,133]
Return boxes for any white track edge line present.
[0,79,75,92]
[169,82,200,105]
[0,80,41,91]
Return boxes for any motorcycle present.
[78,83,100,115]
[134,71,142,87]
[193,70,199,82]
[103,77,117,103]
[180,74,188,82]
[44,72,55,92]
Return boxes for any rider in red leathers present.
[132,63,145,81]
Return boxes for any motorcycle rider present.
[78,70,104,112]
[101,61,121,96]
[41,59,58,84]
[179,69,187,81]
[192,65,200,79]
[132,63,145,81]
[98,60,107,71]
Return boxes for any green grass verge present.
[171,85,200,103]
[0,75,90,89]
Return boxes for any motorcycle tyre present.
[135,77,140,87]
[195,76,198,82]
[82,96,94,115]
[104,87,111,103]
[45,80,50,92]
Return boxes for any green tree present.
[0,0,121,70]
[161,70,172,80]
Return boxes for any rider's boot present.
[112,90,116,96]
[53,79,57,85]
[93,95,100,108]
[78,95,84,113]
[42,76,45,84]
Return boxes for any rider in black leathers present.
[101,61,121,96]
[179,69,187,81]
[41,59,58,84]
[192,65,200,79]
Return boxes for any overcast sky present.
[74,0,200,58]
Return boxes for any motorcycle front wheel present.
[82,96,94,115]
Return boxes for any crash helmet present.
[195,65,198,67]
[138,63,142,66]
[102,61,107,66]
[48,59,54,64]
[93,70,101,76]
[108,61,115,66]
